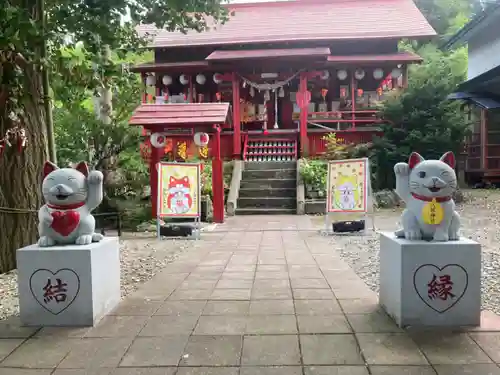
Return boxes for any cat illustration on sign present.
[394,151,460,242]
[38,161,104,247]
[167,176,193,214]
[333,173,360,210]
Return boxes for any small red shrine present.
[129,0,435,219]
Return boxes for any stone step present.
[237,197,296,209]
[235,207,296,215]
[239,179,296,190]
[238,188,296,198]
[242,169,296,180]
[244,161,296,170]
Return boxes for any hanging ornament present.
[373,68,384,80]
[194,132,210,147]
[340,87,347,98]
[215,92,222,102]
[145,74,156,87]
[357,88,364,98]
[376,87,383,97]
[162,75,172,86]
[163,89,170,103]
[17,129,27,152]
[391,67,402,79]
[150,133,167,149]
[179,74,189,85]
[249,86,255,97]
[321,88,328,103]
[197,93,204,103]
[320,70,330,80]
[213,73,223,84]
[278,86,285,98]
[264,90,270,101]
[354,68,365,80]
[337,69,348,80]
[195,74,206,85]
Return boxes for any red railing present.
[308,130,382,155]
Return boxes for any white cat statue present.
[38,161,104,247]
[394,151,460,242]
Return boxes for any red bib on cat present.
[48,202,85,237]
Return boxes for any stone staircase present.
[236,161,297,215]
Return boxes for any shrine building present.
[128,0,435,218]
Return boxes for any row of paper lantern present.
[333,67,402,81]
[145,73,224,87]
[150,132,210,149]
[145,68,402,87]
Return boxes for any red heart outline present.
[413,263,468,314]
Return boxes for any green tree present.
[372,45,470,191]
[0,0,229,273]
[414,0,484,38]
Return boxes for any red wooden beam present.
[212,125,224,223]
[232,73,241,158]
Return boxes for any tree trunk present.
[0,64,48,273]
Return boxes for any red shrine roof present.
[205,47,331,61]
[137,0,436,48]
[129,103,232,127]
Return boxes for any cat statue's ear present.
[408,152,425,170]
[440,151,456,169]
[43,161,59,178]
[75,161,89,177]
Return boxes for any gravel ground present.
[0,232,193,321]
[316,189,500,315]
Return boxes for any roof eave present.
[442,4,500,50]
[151,33,437,49]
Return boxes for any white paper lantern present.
[354,69,365,80]
[391,68,402,79]
[320,70,330,80]
[195,74,206,85]
[194,132,209,147]
[162,75,172,86]
[145,74,156,86]
[213,73,223,84]
[337,69,348,81]
[179,74,189,85]
[373,68,384,80]
[150,133,167,149]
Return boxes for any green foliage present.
[322,133,372,161]
[413,0,484,39]
[372,45,470,191]
[299,159,327,195]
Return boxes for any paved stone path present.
[2,216,500,374]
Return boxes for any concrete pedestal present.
[379,232,481,328]
[17,237,121,327]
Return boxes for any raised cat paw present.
[87,170,104,185]
[433,231,449,242]
[449,232,460,241]
[394,162,410,176]
[405,231,422,240]
[92,233,104,242]
[38,236,55,247]
[75,234,93,245]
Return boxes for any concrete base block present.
[379,232,481,328]
[17,237,121,327]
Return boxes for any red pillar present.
[350,70,356,130]
[149,144,164,218]
[232,73,241,158]
[299,72,309,156]
[212,125,224,223]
